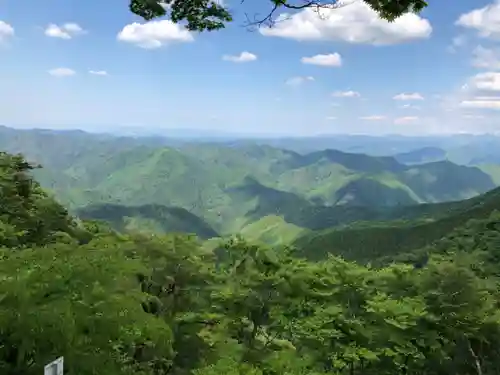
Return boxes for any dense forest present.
[3,142,500,375]
[1,127,499,241]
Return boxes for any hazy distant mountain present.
[394,147,447,165]
[229,134,495,156]
[0,125,496,236]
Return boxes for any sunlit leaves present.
[129,0,427,31]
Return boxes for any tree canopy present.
[2,151,500,375]
[129,0,429,32]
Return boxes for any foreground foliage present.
[1,152,499,375]
[129,0,428,32]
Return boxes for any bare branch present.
[466,337,483,375]
[242,0,355,30]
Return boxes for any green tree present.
[0,238,174,375]
[0,152,86,247]
[129,0,428,32]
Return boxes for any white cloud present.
[285,76,314,86]
[301,53,342,67]
[259,1,431,45]
[117,20,193,49]
[48,68,76,77]
[45,23,86,39]
[467,72,500,92]
[456,0,500,39]
[393,92,424,100]
[471,46,500,70]
[458,73,500,111]
[0,21,14,42]
[461,96,500,109]
[222,51,257,63]
[394,116,419,124]
[89,70,108,76]
[326,116,337,120]
[401,103,421,110]
[332,90,360,98]
[360,115,385,120]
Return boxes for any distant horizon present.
[3,124,500,140]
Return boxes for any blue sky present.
[0,0,499,136]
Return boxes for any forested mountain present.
[77,204,218,239]
[295,186,500,263]
[393,147,447,165]
[225,133,500,163]
[0,126,497,236]
[3,150,500,375]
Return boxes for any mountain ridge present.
[0,125,498,236]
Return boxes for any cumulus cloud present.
[456,0,500,39]
[222,51,257,63]
[48,68,76,77]
[285,76,315,86]
[332,90,360,98]
[459,74,500,108]
[471,46,500,70]
[466,72,500,92]
[0,21,14,42]
[259,1,431,45]
[117,20,193,49]
[393,92,424,100]
[301,53,342,67]
[45,23,86,39]
[89,70,108,76]
[453,68,500,120]
[360,115,385,120]
[394,116,419,124]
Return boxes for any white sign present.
[44,357,64,375]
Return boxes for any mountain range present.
[2,125,500,262]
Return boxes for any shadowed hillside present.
[5,150,500,375]
[301,149,405,173]
[294,186,500,263]
[0,126,498,235]
[333,177,418,206]
[77,203,218,239]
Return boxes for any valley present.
[3,126,500,375]
[1,126,498,241]
[4,0,500,372]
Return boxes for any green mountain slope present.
[294,186,500,263]
[6,150,500,375]
[479,164,500,185]
[239,215,308,246]
[77,203,218,239]
[1,126,498,236]
[332,177,418,206]
[400,161,494,202]
[301,148,405,173]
